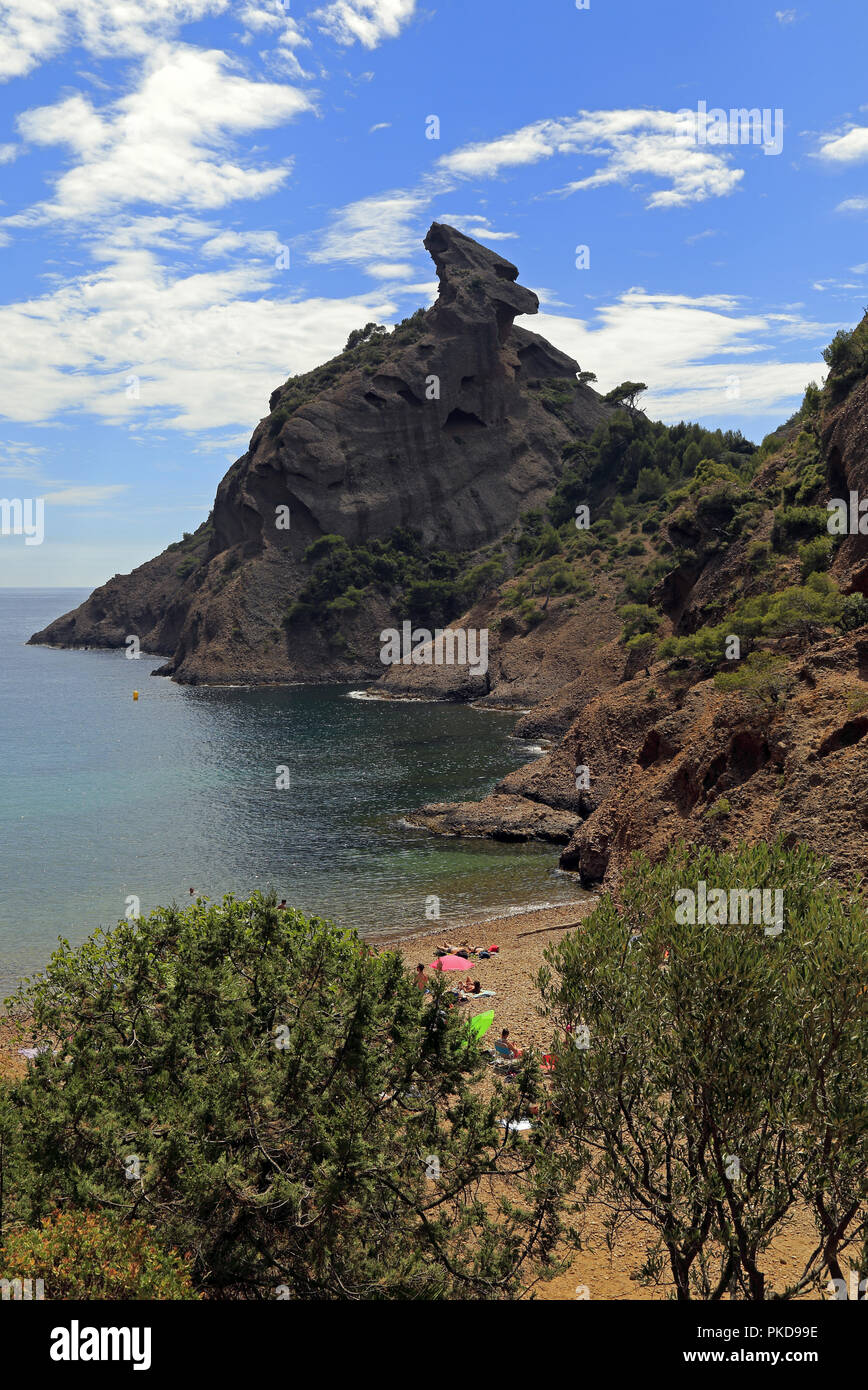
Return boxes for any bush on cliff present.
[1,894,563,1300]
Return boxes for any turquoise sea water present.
[0,589,585,992]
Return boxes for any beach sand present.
[384,899,597,1054]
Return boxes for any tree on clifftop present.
[603,380,647,410]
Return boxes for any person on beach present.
[454,979,481,998]
[501,1029,523,1059]
[415,964,428,991]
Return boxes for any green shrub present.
[746,539,772,571]
[798,535,834,580]
[714,650,790,707]
[304,534,350,566]
[619,603,661,641]
[3,895,563,1300]
[326,586,365,614]
[772,506,829,550]
[839,593,868,633]
[0,1210,199,1300]
[846,687,868,716]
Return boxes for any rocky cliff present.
[401,314,868,889]
[29,224,610,684]
[30,227,868,894]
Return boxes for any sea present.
[0,588,586,994]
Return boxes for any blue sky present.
[1,0,868,586]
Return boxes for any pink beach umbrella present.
[430,954,472,972]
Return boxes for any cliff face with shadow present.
[29,224,610,685]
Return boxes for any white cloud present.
[366,261,414,279]
[524,291,827,421]
[312,0,417,49]
[438,111,744,209]
[237,1,312,76]
[0,0,228,83]
[0,440,48,479]
[0,142,18,163]
[8,45,311,224]
[816,126,868,165]
[309,189,433,268]
[0,244,401,433]
[43,485,129,505]
[433,213,517,240]
[369,122,391,133]
[835,196,868,213]
[312,109,749,281]
[775,9,798,22]
[201,229,286,258]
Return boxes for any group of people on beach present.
[414,947,525,1060]
[431,939,498,960]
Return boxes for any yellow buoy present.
[133,690,139,701]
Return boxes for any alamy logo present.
[677,102,784,155]
[0,497,44,546]
[674,881,784,936]
[827,492,868,535]
[380,622,489,677]
[49,1320,152,1371]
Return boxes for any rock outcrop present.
[30,224,610,684]
[826,375,868,596]
[413,630,868,887]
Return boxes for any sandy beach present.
[382,899,598,1054]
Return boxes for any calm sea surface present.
[0,589,585,992]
